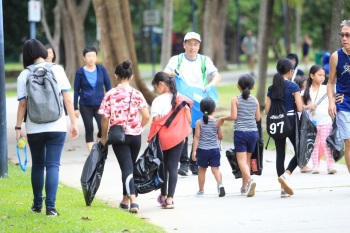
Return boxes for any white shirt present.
[151,93,173,118]
[165,53,218,89]
[307,85,332,125]
[17,62,71,134]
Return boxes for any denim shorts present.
[336,111,350,140]
[234,131,258,153]
[196,148,221,168]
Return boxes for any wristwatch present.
[15,126,21,130]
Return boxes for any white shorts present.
[336,111,350,140]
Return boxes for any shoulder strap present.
[164,101,188,127]
[44,62,55,70]
[201,55,207,86]
[177,53,184,70]
[316,93,327,105]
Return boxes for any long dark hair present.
[152,72,177,109]
[302,65,323,104]
[200,97,216,124]
[238,74,255,100]
[115,60,133,80]
[271,58,294,99]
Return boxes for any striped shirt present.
[234,95,258,132]
[198,118,220,150]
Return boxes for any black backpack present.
[266,98,292,140]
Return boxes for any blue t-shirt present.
[267,80,300,112]
[336,48,350,112]
[83,68,97,89]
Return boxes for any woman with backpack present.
[15,39,79,216]
[265,58,303,198]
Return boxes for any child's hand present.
[309,103,317,110]
[192,151,197,161]
[216,118,224,127]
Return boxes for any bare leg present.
[198,167,207,192]
[236,152,251,190]
[344,139,350,172]
[211,167,222,185]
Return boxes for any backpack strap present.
[177,53,184,71]
[164,101,189,127]
[44,62,55,70]
[201,55,207,86]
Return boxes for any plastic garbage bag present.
[134,135,164,194]
[225,148,242,179]
[297,109,317,168]
[174,76,218,128]
[81,142,108,206]
[251,119,264,175]
[326,118,344,162]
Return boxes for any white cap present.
[184,32,201,42]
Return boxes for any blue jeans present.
[27,132,66,209]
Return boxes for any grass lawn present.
[0,163,165,233]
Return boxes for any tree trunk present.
[256,0,274,111]
[93,0,156,104]
[40,0,62,63]
[61,0,90,84]
[160,0,173,70]
[202,0,213,57]
[329,0,344,53]
[211,0,228,70]
[284,1,291,55]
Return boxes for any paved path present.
[5,67,350,233]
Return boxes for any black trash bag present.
[297,109,317,168]
[251,119,264,175]
[225,148,242,179]
[134,134,165,194]
[326,118,344,162]
[81,142,108,206]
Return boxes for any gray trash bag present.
[80,142,108,206]
[326,118,344,162]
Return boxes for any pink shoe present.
[157,195,166,207]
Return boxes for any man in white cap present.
[164,32,221,176]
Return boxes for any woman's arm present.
[294,91,303,112]
[140,107,150,127]
[15,99,27,140]
[100,116,109,146]
[62,92,79,140]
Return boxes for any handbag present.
[326,118,344,162]
[106,90,133,145]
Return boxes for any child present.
[302,65,336,174]
[192,97,225,197]
[217,74,260,197]
[265,58,303,198]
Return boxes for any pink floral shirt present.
[98,86,149,135]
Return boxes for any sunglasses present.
[339,33,350,38]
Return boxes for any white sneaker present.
[278,174,294,195]
[246,179,256,197]
[281,189,291,198]
[196,191,205,197]
[241,188,247,196]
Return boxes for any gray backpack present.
[26,63,63,124]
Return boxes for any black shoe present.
[178,163,189,176]
[129,203,139,214]
[46,208,60,216]
[190,165,199,175]
[31,204,42,213]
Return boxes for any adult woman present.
[148,72,193,209]
[265,58,303,198]
[16,39,79,216]
[74,47,112,152]
[99,60,150,214]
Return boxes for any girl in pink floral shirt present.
[99,60,150,214]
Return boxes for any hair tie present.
[204,111,208,114]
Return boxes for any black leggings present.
[112,135,141,196]
[80,105,102,143]
[161,141,184,198]
[179,129,196,165]
[274,115,298,177]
